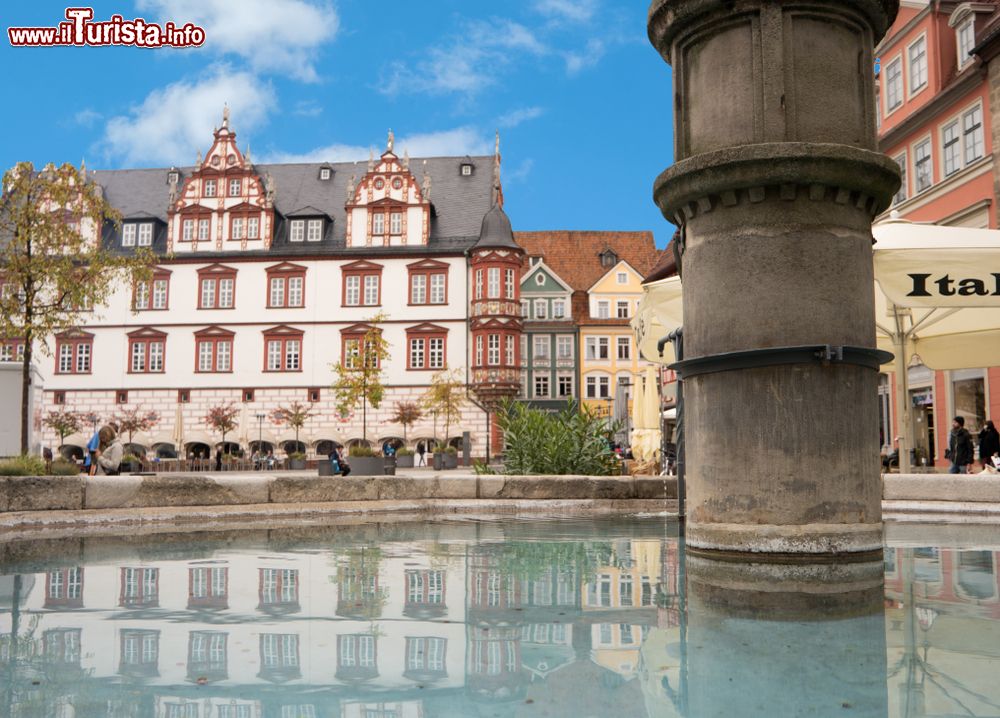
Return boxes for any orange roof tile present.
[514,231,664,291]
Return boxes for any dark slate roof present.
[472,203,520,250]
[91,155,496,256]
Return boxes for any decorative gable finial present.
[495,129,500,160]
[222,102,230,129]
[346,174,356,203]
[196,149,203,166]
[245,142,251,164]
[492,130,502,206]
[421,160,432,200]
[387,128,394,153]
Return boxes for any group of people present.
[948,417,1000,474]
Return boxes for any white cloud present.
[99,68,275,166]
[293,100,323,117]
[504,158,534,186]
[534,0,599,23]
[264,126,492,163]
[498,106,544,128]
[136,0,338,81]
[381,19,547,96]
[74,109,102,127]
[564,38,606,75]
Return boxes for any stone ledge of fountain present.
[884,473,1000,502]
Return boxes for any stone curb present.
[883,474,1000,503]
[0,472,677,513]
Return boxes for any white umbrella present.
[634,218,1000,472]
[631,370,647,430]
[238,402,251,451]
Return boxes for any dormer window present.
[290,220,304,242]
[138,223,152,247]
[228,178,241,197]
[204,179,217,197]
[307,219,322,242]
[599,249,618,268]
[122,223,153,247]
[319,167,332,181]
[390,212,402,235]
[958,19,975,67]
[372,213,385,236]
[122,224,136,247]
[460,164,473,176]
[167,169,179,184]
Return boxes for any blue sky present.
[1,1,675,245]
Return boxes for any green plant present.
[422,368,465,448]
[349,444,376,457]
[331,312,392,443]
[472,459,495,475]
[0,454,46,476]
[445,445,458,454]
[496,399,620,476]
[288,451,307,460]
[434,442,448,453]
[396,447,414,456]
[49,459,80,476]
[122,453,140,463]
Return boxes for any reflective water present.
[0,516,997,717]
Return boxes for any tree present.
[42,409,81,448]
[114,406,160,445]
[331,312,391,443]
[271,401,316,455]
[0,161,153,453]
[422,368,466,448]
[204,403,239,453]
[390,401,422,445]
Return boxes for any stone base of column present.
[686,521,883,556]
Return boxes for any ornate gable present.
[167,106,275,254]
[345,130,431,248]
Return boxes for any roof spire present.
[403,149,409,169]
[222,102,230,129]
[492,129,502,206]
[387,128,394,153]
[196,149,203,166]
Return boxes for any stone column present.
[648,0,901,555]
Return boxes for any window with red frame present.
[133,272,170,311]
[120,567,159,608]
[264,331,303,372]
[407,332,447,370]
[128,332,166,373]
[45,567,84,608]
[408,265,448,305]
[341,330,381,370]
[267,266,306,308]
[342,263,382,307]
[198,267,237,309]
[195,330,233,372]
[259,568,299,608]
[0,339,25,363]
[230,212,261,241]
[55,333,93,374]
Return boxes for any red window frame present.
[341,261,383,307]
[263,326,304,372]
[407,260,449,306]
[45,567,84,609]
[0,339,25,362]
[178,206,213,243]
[127,329,167,374]
[406,324,448,371]
[119,567,159,608]
[258,568,300,609]
[228,208,261,241]
[340,324,381,369]
[194,327,235,373]
[132,268,171,311]
[266,263,307,308]
[188,566,229,610]
[54,331,94,374]
[197,265,238,309]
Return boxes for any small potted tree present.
[204,403,239,469]
[423,369,465,470]
[390,401,422,468]
[331,312,391,448]
[271,401,316,470]
[347,443,382,475]
[115,406,160,472]
[42,409,81,459]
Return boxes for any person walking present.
[416,442,426,467]
[947,416,974,474]
[979,420,1000,471]
[94,426,124,476]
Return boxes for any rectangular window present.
[534,335,550,361]
[344,338,360,369]
[122,224,136,246]
[56,339,91,374]
[0,341,24,363]
[411,274,426,304]
[247,216,259,239]
[959,19,975,66]
[137,223,153,247]
[597,301,610,319]
[616,271,627,284]
[616,300,629,319]
[430,273,446,304]
[198,218,210,240]
[200,278,215,308]
[131,339,164,373]
[914,139,932,192]
[204,179,216,197]
[410,338,425,369]
[557,373,573,397]
[266,338,301,372]
[943,120,961,176]
[557,335,573,360]
[229,178,241,196]
[952,375,986,434]
[390,212,402,235]
[372,213,385,236]
[429,337,445,368]
[534,374,550,398]
[506,335,515,366]
[617,336,631,361]
[963,105,984,164]
[232,217,245,240]
[134,281,149,310]
[289,220,305,242]
[885,57,902,111]
[488,268,501,298]
[182,219,194,241]
[345,276,360,306]
[475,335,483,366]
[521,300,529,318]
[363,275,379,305]
[586,336,609,360]
[218,278,234,308]
[535,299,547,320]
[553,300,566,318]
[893,152,907,205]
[505,268,515,299]
[585,375,610,399]
[288,276,303,306]
[201,276,235,308]
[908,37,927,93]
[197,338,232,372]
[476,270,484,300]
[487,335,500,365]
[152,279,168,309]
[269,277,286,307]
[307,219,322,242]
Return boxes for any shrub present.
[288,451,307,460]
[396,447,414,456]
[349,444,376,457]
[497,399,620,476]
[445,445,458,454]
[0,454,47,476]
[50,460,80,476]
